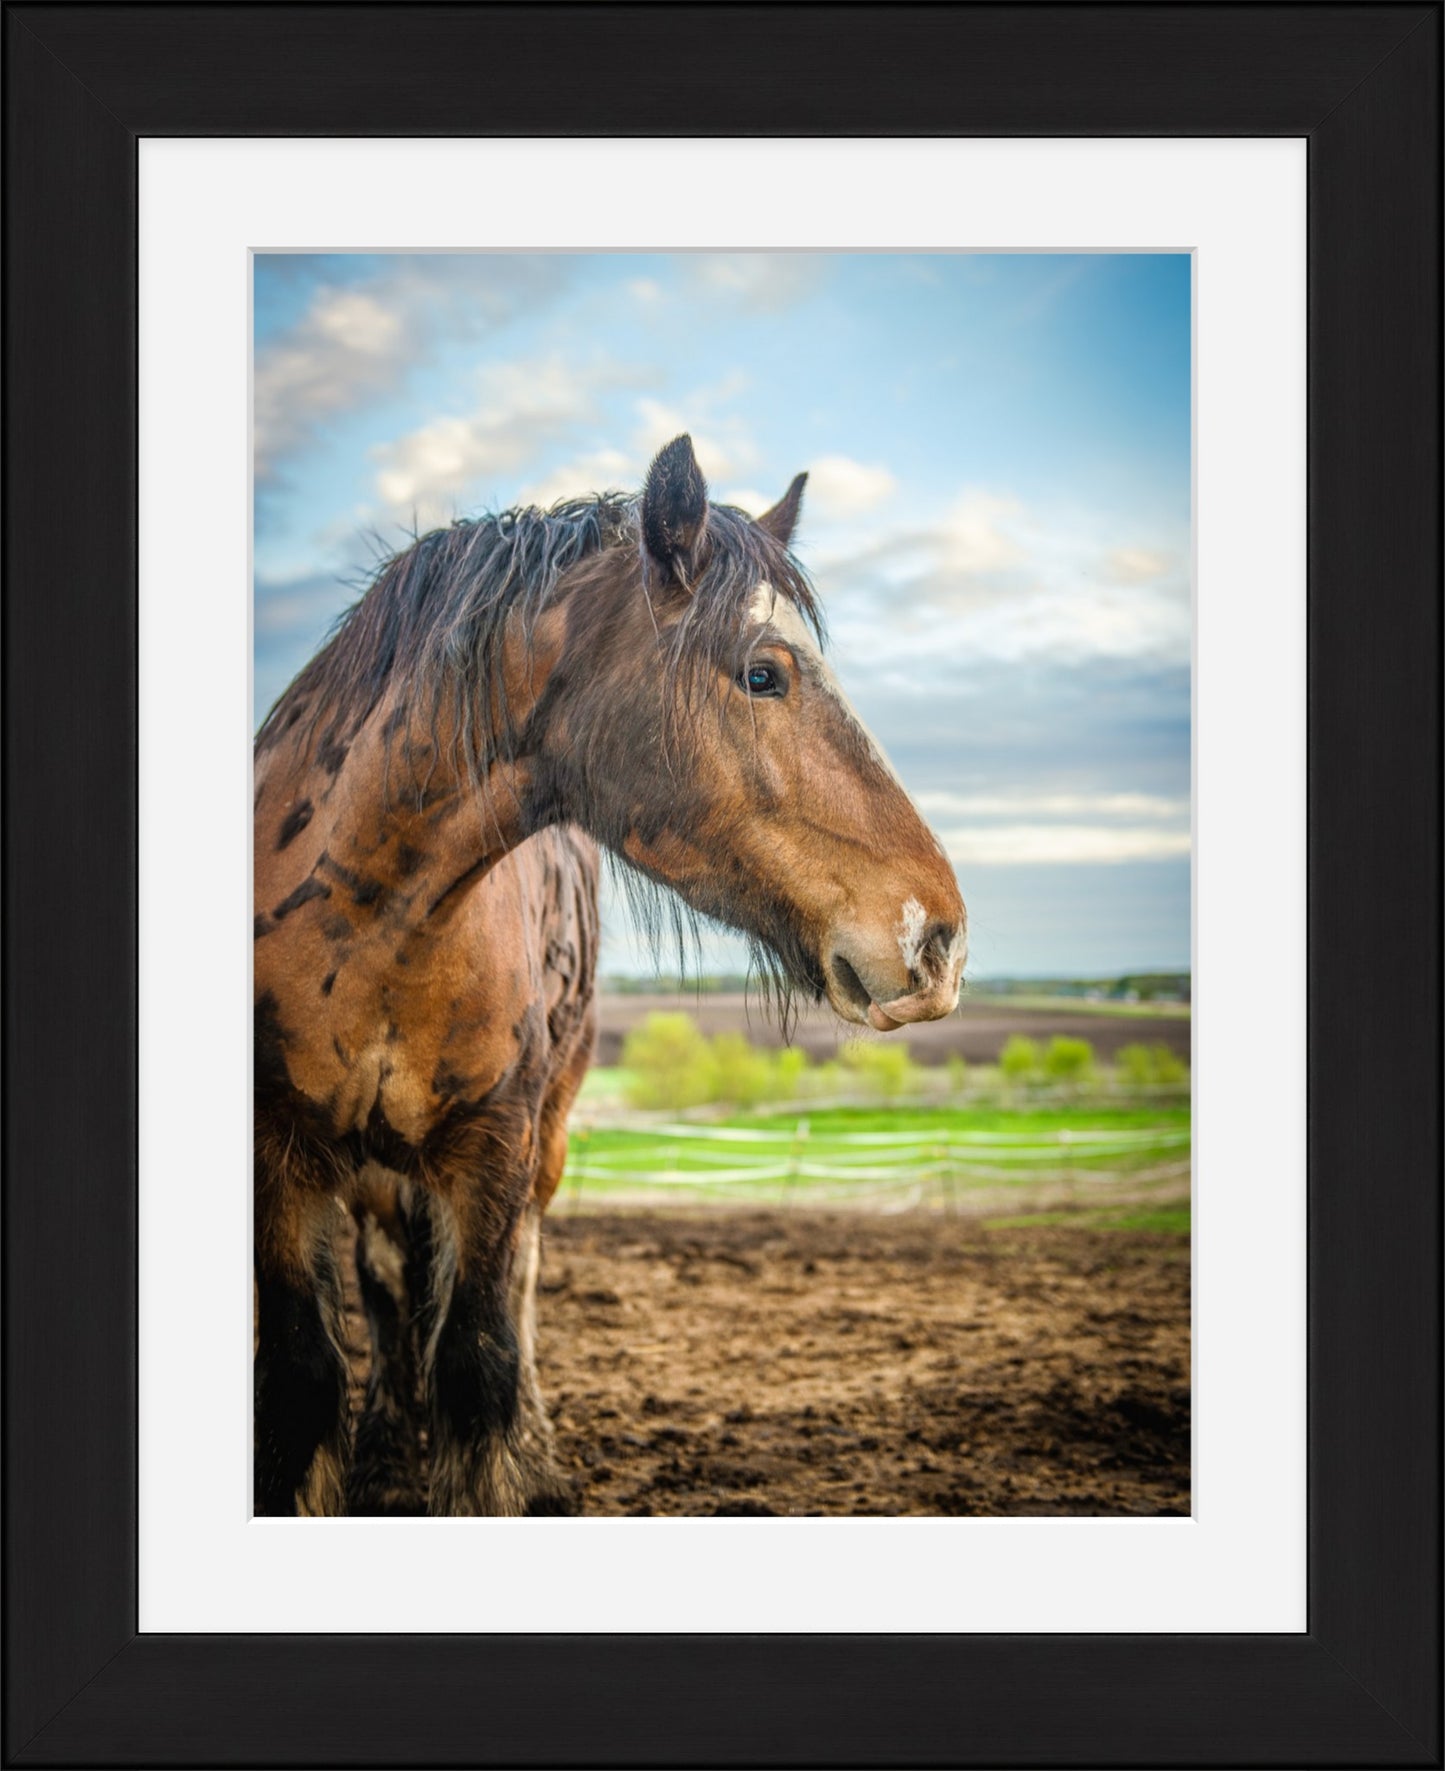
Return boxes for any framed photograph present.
[243,240,1196,1535]
[5,5,1439,1766]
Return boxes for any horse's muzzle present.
[825,919,966,1030]
[864,977,962,1031]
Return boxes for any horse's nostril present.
[830,952,874,1014]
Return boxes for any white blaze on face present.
[747,581,909,791]
[898,895,929,974]
[749,582,968,1003]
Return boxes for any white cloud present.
[516,447,635,509]
[687,254,823,313]
[368,361,765,528]
[373,418,513,523]
[915,787,1190,867]
[917,790,1189,824]
[811,485,1027,615]
[940,825,1192,866]
[1105,545,1174,584]
[633,398,757,483]
[252,569,349,639]
[253,256,569,481]
[719,488,771,516]
[1066,586,1190,655]
[371,367,768,525]
[628,278,664,305]
[371,355,638,527]
[938,489,1025,575]
[368,354,773,530]
[310,288,401,355]
[255,288,409,481]
[805,455,897,518]
[815,484,1191,670]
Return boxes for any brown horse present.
[253,434,967,1515]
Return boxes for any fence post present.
[569,1123,589,1213]
[784,1116,810,1207]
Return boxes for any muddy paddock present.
[342,1209,1190,1516]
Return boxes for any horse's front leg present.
[347,1168,429,1516]
[253,1146,352,1516]
[419,1122,569,1516]
[507,1197,574,1514]
[505,1054,593,1513]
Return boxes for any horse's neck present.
[258,688,535,940]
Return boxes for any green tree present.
[812,1057,844,1098]
[1043,1036,1095,1085]
[709,1032,773,1106]
[999,1034,1041,1085]
[841,1038,916,1098]
[621,1012,716,1110]
[771,1045,810,1100]
[1115,1041,1188,1087]
[1115,1042,1155,1086]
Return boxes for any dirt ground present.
[594,992,1192,1069]
[533,1211,1190,1516]
[334,1209,1189,1515]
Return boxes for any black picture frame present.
[4,5,1440,1765]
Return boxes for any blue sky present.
[254,252,1191,977]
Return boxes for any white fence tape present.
[614,1121,1189,1147]
[563,1109,1192,1207]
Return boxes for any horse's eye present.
[739,662,783,697]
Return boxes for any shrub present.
[621,1013,716,1110]
[1115,1042,1155,1086]
[999,1034,1041,1083]
[1042,1036,1095,1085]
[945,1053,969,1096]
[710,1032,774,1107]
[812,1057,845,1098]
[841,1038,916,1098]
[771,1046,810,1100]
[1115,1041,1189,1087]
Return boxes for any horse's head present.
[540,435,966,1030]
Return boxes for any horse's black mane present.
[257,494,626,760]
[257,491,820,767]
[256,489,826,1022]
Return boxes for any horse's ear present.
[756,472,807,547]
[641,434,709,584]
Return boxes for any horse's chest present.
[328,1031,436,1147]
[277,978,535,1157]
